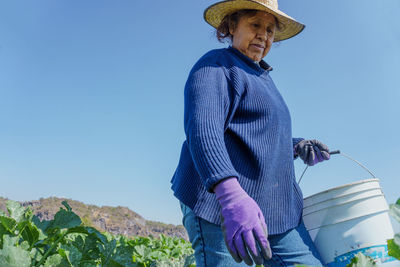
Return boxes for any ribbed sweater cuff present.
[292,138,304,159]
[204,172,240,193]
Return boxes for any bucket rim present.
[303,178,380,201]
[302,190,385,216]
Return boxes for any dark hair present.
[216,9,281,43]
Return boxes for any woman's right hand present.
[214,177,272,266]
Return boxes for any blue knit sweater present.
[170,46,304,235]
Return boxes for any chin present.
[248,54,260,61]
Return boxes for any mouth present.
[250,44,265,50]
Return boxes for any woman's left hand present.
[295,139,330,166]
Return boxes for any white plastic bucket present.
[302,178,399,266]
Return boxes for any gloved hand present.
[295,139,330,166]
[213,177,272,266]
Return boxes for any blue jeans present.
[180,201,324,267]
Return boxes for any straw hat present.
[204,0,305,42]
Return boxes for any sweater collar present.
[227,46,273,72]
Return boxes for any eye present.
[252,23,259,28]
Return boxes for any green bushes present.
[387,198,400,261]
[0,200,195,267]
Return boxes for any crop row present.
[0,200,195,267]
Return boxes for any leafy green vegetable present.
[43,253,69,267]
[19,221,40,248]
[0,200,195,266]
[0,215,17,233]
[7,200,26,223]
[49,208,82,231]
[388,239,400,260]
[61,201,73,212]
[0,235,31,267]
[346,252,376,266]
[389,200,400,226]
[388,197,400,260]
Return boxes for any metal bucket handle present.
[297,150,376,185]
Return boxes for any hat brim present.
[204,0,305,42]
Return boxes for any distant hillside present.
[0,196,188,241]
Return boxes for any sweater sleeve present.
[292,137,304,159]
[184,64,240,193]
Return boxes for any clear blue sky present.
[0,0,399,226]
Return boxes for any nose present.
[256,28,268,42]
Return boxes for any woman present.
[170,0,330,266]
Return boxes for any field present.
[2,198,400,266]
[0,200,195,267]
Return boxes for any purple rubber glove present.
[295,139,330,166]
[214,177,272,266]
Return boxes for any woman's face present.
[230,11,276,62]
